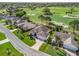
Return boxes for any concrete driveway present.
[31,39,44,51]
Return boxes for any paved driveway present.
[31,39,44,51]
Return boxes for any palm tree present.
[43,7,50,13]
[21,15,31,22]
[69,20,79,33]
[43,7,53,16]
[38,7,53,25]
[15,11,26,17]
[55,35,61,47]
[66,8,75,14]
[39,15,51,25]
[6,48,12,56]
[70,8,74,14]
[55,25,63,32]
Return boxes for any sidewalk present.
[0,38,9,45]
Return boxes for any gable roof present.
[31,25,51,33]
[55,32,78,47]
[15,19,36,31]
[55,32,70,41]
[64,36,78,47]
[30,25,51,40]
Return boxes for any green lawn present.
[51,14,76,25]
[13,30,36,46]
[39,43,66,56]
[0,42,23,56]
[0,19,5,23]
[22,7,79,25]
[22,32,36,46]
[0,32,6,41]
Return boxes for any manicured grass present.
[39,43,66,56]
[13,30,22,39]
[22,7,79,25]
[0,32,6,41]
[49,7,79,14]
[13,30,36,46]
[0,42,23,56]
[0,19,5,23]
[51,14,78,25]
[22,32,36,46]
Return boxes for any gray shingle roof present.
[30,25,51,41]
[55,32,78,47]
[55,32,70,41]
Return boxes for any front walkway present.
[10,29,17,32]
[0,38,9,45]
[31,39,44,51]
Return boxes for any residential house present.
[5,15,20,25]
[15,19,36,31]
[7,6,17,12]
[30,25,51,41]
[52,32,78,52]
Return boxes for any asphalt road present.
[0,23,49,56]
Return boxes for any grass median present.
[0,32,6,41]
[0,42,23,56]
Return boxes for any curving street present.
[0,23,49,56]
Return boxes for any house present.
[52,32,78,52]
[30,25,51,41]
[5,15,20,25]
[15,19,36,31]
[0,14,5,19]
[7,6,17,12]
[20,21,36,31]
[63,36,78,51]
